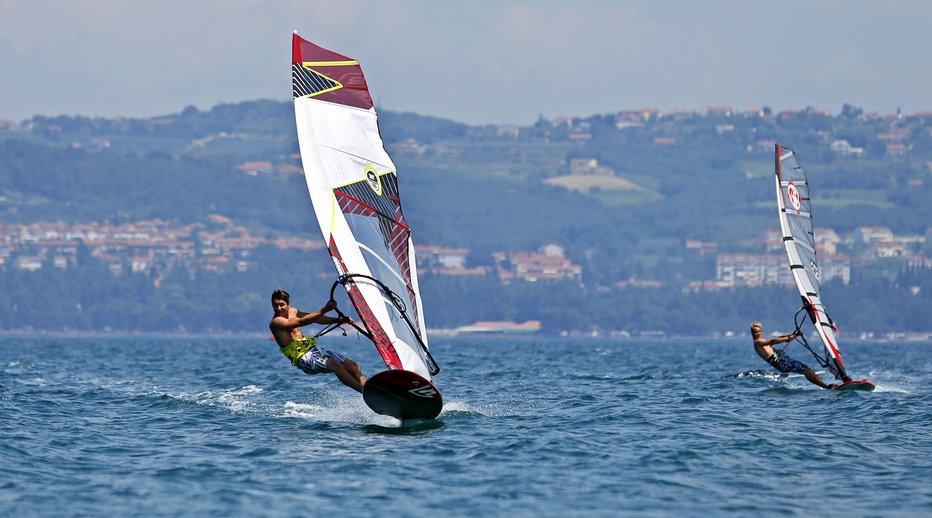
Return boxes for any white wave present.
[281,392,398,427]
[17,377,46,386]
[184,385,265,413]
[870,383,910,394]
[439,399,485,416]
[863,370,911,393]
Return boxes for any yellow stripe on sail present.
[302,61,359,67]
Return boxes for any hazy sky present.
[2,0,930,125]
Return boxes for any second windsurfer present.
[750,321,836,389]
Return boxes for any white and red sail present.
[774,143,847,381]
[292,33,436,380]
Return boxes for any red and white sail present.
[292,33,436,380]
[774,143,847,381]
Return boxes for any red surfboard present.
[832,380,875,392]
[362,370,443,420]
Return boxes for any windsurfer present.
[750,321,836,389]
[269,289,366,393]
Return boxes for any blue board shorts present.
[296,347,346,374]
[767,351,809,374]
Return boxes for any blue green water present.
[2,335,930,516]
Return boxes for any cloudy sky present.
[2,0,930,125]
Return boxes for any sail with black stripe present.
[774,143,848,381]
[291,32,438,381]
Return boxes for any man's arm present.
[271,301,339,331]
[757,331,800,347]
[294,310,342,326]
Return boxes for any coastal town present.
[2,215,926,290]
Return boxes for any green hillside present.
[1,101,930,334]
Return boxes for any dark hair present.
[271,289,290,304]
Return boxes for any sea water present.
[1,335,930,516]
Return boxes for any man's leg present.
[803,368,834,389]
[327,357,365,393]
[342,357,367,388]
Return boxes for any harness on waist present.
[280,337,317,366]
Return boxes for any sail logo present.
[364,166,383,196]
[408,385,438,398]
[811,260,821,283]
[786,181,802,214]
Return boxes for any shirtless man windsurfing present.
[751,321,835,389]
[269,289,366,393]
